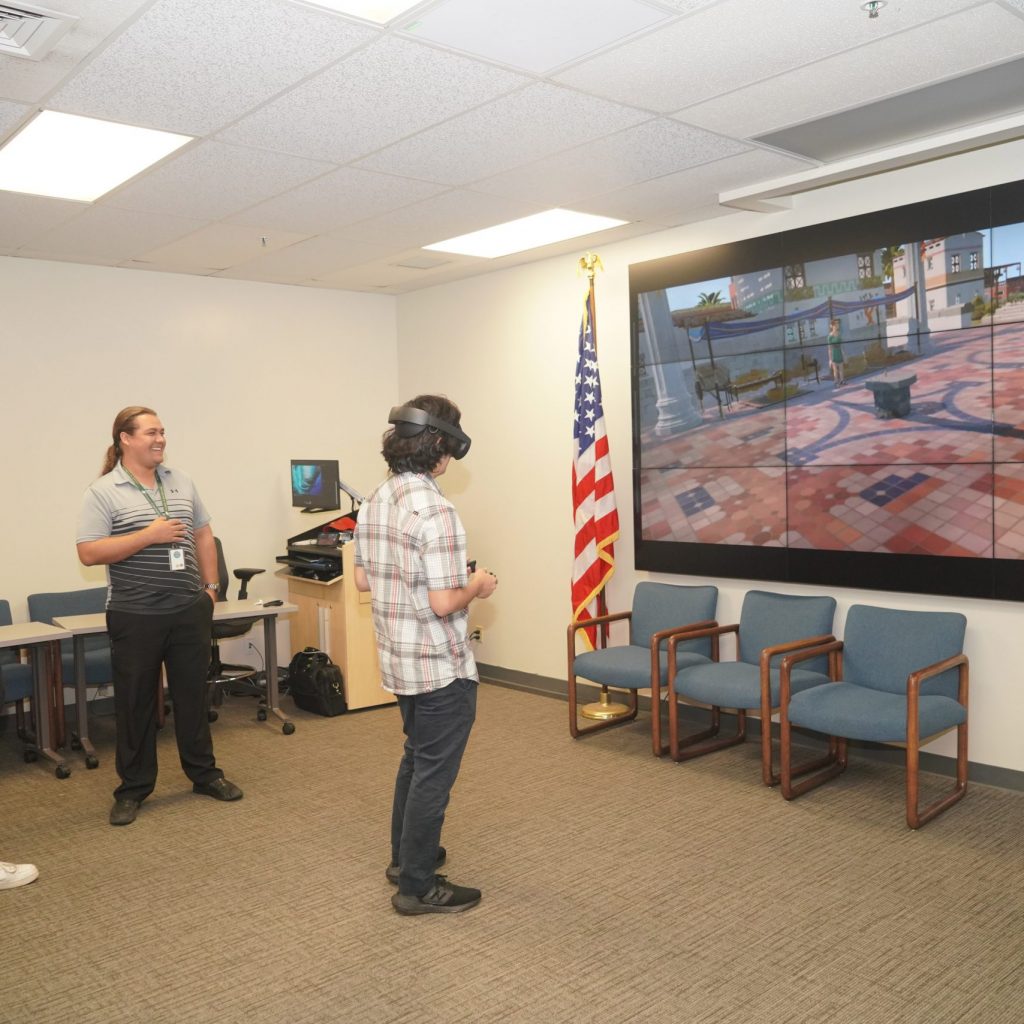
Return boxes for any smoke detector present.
[0,3,77,61]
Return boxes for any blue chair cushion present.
[575,645,711,690]
[0,662,33,703]
[674,661,828,709]
[788,681,967,743]
[630,583,718,659]
[60,648,112,687]
[737,590,837,675]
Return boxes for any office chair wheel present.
[85,755,99,770]
[208,709,219,723]
[24,749,38,763]
[56,764,71,779]
[282,721,295,735]
[71,737,83,751]
[257,708,267,721]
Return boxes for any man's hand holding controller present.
[468,560,498,599]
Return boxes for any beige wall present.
[0,258,398,650]
[395,138,1024,774]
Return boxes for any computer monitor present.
[290,459,341,513]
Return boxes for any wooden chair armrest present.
[567,610,631,642]
[906,653,969,696]
[651,620,718,650]
[778,638,844,706]
[667,622,735,675]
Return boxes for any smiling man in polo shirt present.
[77,406,242,826]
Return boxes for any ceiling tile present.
[17,206,206,261]
[0,99,28,141]
[648,0,724,11]
[398,0,668,74]
[103,140,335,220]
[553,0,977,112]
[219,35,528,164]
[572,148,814,222]
[332,189,542,248]
[0,191,87,249]
[215,234,399,283]
[0,0,153,104]
[225,166,447,234]
[354,82,649,185]
[47,0,380,135]
[129,223,311,272]
[471,118,749,207]
[674,4,1024,140]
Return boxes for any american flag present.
[572,285,619,650]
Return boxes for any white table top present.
[54,600,296,635]
[0,621,71,649]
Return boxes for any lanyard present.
[123,466,170,520]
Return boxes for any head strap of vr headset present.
[387,405,471,460]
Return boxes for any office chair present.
[207,537,265,723]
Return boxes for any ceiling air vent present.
[0,3,77,61]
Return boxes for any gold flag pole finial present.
[578,252,603,282]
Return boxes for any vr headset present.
[388,405,471,460]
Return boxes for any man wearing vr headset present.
[353,394,498,915]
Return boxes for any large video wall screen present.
[630,180,1024,601]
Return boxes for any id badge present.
[169,546,186,571]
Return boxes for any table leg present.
[262,615,294,735]
[32,643,70,779]
[72,635,99,768]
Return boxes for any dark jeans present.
[107,596,222,801]
[392,677,478,896]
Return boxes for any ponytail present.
[102,406,157,476]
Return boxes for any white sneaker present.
[0,861,39,890]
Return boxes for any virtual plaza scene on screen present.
[636,220,1024,561]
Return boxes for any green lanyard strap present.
[123,466,170,520]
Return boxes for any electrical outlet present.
[469,627,482,642]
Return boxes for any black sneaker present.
[385,846,447,886]
[391,875,481,915]
[109,798,141,826]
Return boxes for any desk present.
[278,543,393,711]
[54,600,298,766]
[0,622,71,778]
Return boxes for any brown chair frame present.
[778,641,970,829]
[666,624,836,785]
[567,613,716,755]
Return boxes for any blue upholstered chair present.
[667,590,836,784]
[779,604,968,829]
[0,599,42,761]
[27,587,110,764]
[567,583,718,755]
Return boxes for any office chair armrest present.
[233,568,265,582]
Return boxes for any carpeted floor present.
[1,683,1021,1024]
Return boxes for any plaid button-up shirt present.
[353,472,476,695]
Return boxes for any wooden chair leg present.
[668,696,743,763]
[906,721,968,829]
[568,675,638,738]
[780,703,846,799]
[763,715,843,788]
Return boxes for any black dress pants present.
[107,596,222,801]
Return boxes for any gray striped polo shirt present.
[77,463,211,614]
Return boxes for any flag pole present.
[576,252,630,723]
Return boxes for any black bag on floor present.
[287,647,347,716]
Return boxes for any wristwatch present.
[204,583,220,593]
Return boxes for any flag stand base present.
[580,689,631,721]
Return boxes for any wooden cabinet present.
[278,543,394,711]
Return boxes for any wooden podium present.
[278,543,394,711]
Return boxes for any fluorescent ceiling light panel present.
[424,208,627,258]
[294,0,423,23]
[0,110,192,202]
